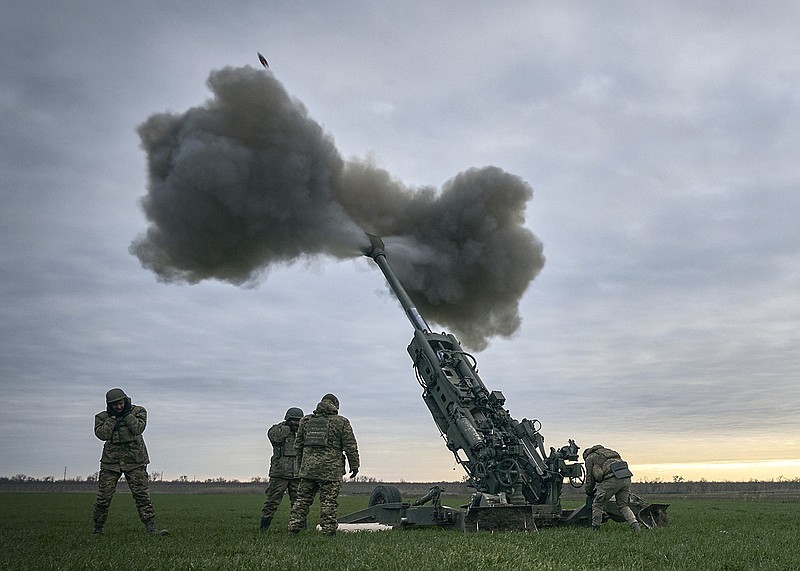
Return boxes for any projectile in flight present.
[257,52,269,69]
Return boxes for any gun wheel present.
[496,458,520,486]
[368,485,402,506]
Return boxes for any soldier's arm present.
[584,458,596,494]
[341,419,360,472]
[94,413,115,440]
[294,419,306,466]
[121,406,147,435]
[267,423,291,444]
[294,419,307,450]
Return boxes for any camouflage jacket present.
[583,444,626,495]
[94,405,150,472]
[267,422,300,479]
[295,400,359,481]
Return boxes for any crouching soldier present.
[259,407,305,532]
[92,388,167,535]
[583,444,640,532]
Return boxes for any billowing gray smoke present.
[131,66,544,350]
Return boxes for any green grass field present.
[1,493,798,570]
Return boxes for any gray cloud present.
[131,67,543,349]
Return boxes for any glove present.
[107,399,132,417]
[349,469,359,479]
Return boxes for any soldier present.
[287,393,359,536]
[259,407,305,532]
[91,388,167,536]
[583,444,641,532]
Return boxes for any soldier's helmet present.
[106,388,128,404]
[284,407,304,420]
[582,445,603,460]
[321,393,339,407]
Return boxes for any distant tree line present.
[3,473,800,485]
[0,473,386,484]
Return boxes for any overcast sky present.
[2,1,799,484]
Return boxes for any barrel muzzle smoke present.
[131,64,546,350]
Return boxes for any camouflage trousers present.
[592,476,637,527]
[261,477,301,518]
[287,478,340,534]
[93,466,155,525]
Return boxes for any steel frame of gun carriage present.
[337,234,668,532]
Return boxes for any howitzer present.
[339,234,668,531]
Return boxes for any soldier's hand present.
[349,469,359,479]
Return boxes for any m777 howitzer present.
[338,234,668,532]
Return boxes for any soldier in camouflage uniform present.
[583,444,640,532]
[287,394,359,536]
[259,406,304,532]
[92,388,167,535]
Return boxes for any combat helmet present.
[106,388,128,404]
[582,444,604,460]
[322,393,339,407]
[284,407,304,420]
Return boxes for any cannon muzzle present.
[363,233,386,259]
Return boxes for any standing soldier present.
[92,388,167,535]
[583,444,641,532]
[259,407,304,532]
[287,393,359,536]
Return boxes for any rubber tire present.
[368,484,402,506]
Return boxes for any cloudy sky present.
[2,1,799,484]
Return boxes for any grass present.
[1,492,799,570]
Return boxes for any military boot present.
[630,521,641,533]
[144,519,169,536]
[259,516,272,532]
[92,521,104,535]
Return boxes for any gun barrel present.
[363,234,430,332]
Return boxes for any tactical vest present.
[303,415,331,447]
[607,459,633,479]
[591,448,623,481]
[275,432,297,457]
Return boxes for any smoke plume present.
[131,66,545,350]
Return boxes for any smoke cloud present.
[131,66,545,350]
